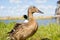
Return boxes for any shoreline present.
[0,16,54,20]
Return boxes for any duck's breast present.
[22,21,38,38]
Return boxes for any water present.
[0,19,56,26]
[36,19,56,26]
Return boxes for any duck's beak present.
[38,10,44,14]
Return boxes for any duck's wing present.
[14,23,22,30]
[8,23,22,34]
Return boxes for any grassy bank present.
[0,22,60,40]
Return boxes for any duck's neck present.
[28,12,33,19]
[28,11,33,19]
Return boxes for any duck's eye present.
[33,6,35,8]
[32,12,34,14]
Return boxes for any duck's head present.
[28,6,44,14]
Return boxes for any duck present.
[9,6,43,40]
[55,0,60,24]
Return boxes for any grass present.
[0,22,60,40]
